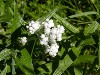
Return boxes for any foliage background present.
[0,0,100,75]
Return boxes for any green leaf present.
[0,1,5,15]
[53,14,79,33]
[73,55,96,65]
[72,37,95,56]
[38,7,59,22]
[0,14,12,22]
[0,49,11,61]
[37,63,52,74]
[74,67,82,75]
[0,64,8,75]
[11,1,20,33]
[69,11,98,18]
[84,21,99,35]
[15,48,34,75]
[99,37,100,68]
[80,37,95,46]
[72,46,83,57]
[12,58,16,75]
[37,61,46,65]
[53,54,73,75]
[46,63,52,72]
[58,46,65,57]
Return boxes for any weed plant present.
[0,0,100,75]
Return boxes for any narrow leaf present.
[16,48,34,75]
[73,55,96,65]
[99,37,100,68]
[53,54,73,75]
[38,7,59,22]
[74,67,82,75]
[72,37,95,56]
[0,49,11,61]
[69,11,98,18]
[80,37,95,46]
[0,64,8,75]
[12,58,16,75]
[0,14,12,22]
[84,21,99,35]
[11,1,20,33]
[53,14,79,33]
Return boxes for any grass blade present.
[69,11,98,18]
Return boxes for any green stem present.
[31,40,36,57]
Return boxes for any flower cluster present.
[40,18,65,57]
[20,37,27,45]
[25,19,65,57]
[26,21,40,34]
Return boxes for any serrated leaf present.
[73,55,96,65]
[0,49,11,61]
[84,21,99,35]
[53,14,79,33]
[15,48,34,75]
[53,54,73,75]
[0,64,8,75]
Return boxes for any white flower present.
[20,37,27,45]
[26,20,40,34]
[40,34,45,38]
[57,36,62,41]
[44,28,51,35]
[57,25,65,34]
[50,34,56,40]
[48,19,54,28]
[57,34,62,41]
[46,18,49,21]
[40,19,65,57]
[43,19,54,29]
[40,34,48,45]
[29,27,33,31]
[48,44,59,57]
[51,28,57,35]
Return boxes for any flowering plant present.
[0,0,100,75]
